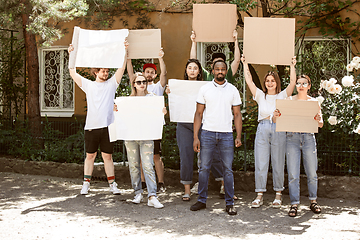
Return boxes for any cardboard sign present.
[127,29,162,59]
[192,4,237,42]
[276,99,320,133]
[243,17,295,66]
[68,26,129,68]
[108,96,164,141]
[168,79,209,123]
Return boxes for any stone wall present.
[1,157,359,199]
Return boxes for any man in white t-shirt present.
[190,60,243,215]
[68,43,127,195]
[127,50,167,192]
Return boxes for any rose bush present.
[317,57,360,134]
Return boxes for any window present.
[39,47,74,117]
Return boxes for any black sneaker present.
[225,205,237,215]
[157,182,166,193]
[190,201,206,211]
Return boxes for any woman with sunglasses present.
[274,75,323,217]
[123,72,165,208]
[241,55,296,208]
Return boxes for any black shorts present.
[154,139,161,155]
[84,127,114,154]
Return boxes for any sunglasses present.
[296,82,308,87]
[135,80,147,85]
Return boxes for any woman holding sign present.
[122,72,165,209]
[274,75,323,217]
[166,59,204,201]
[241,55,296,208]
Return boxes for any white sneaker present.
[191,182,199,194]
[109,182,121,195]
[132,193,143,204]
[81,181,90,195]
[147,196,164,209]
[220,185,225,195]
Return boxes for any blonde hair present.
[130,72,149,96]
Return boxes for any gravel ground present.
[0,172,359,240]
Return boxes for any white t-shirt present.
[147,81,164,96]
[80,75,119,130]
[196,80,241,132]
[254,88,287,121]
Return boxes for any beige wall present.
[51,1,360,116]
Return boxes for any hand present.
[124,39,129,49]
[235,137,242,147]
[273,109,281,118]
[113,104,118,112]
[241,54,245,63]
[291,56,296,66]
[162,107,167,115]
[159,48,164,58]
[233,29,238,41]
[190,31,196,42]
[68,44,74,53]
[314,113,322,122]
[165,85,171,94]
[193,138,200,152]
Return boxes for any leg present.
[286,132,301,206]
[218,132,235,207]
[84,152,97,176]
[302,133,320,213]
[102,152,115,183]
[177,123,195,197]
[153,140,165,184]
[254,121,271,193]
[197,130,216,204]
[125,141,143,195]
[139,140,157,198]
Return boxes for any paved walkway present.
[0,172,359,240]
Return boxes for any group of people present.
[68,29,323,217]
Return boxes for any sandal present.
[272,192,282,208]
[310,202,321,214]
[251,193,263,208]
[288,205,298,217]
[233,195,239,200]
[182,193,190,201]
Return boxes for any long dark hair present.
[184,59,203,81]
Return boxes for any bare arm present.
[193,103,205,152]
[68,44,82,87]
[231,30,241,75]
[233,105,242,147]
[158,49,167,87]
[241,55,257,97]
[126,58,135,82]
[114,40,129,84]
[190,31,197,59]
[286,56,297,96]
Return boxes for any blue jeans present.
[177,123,223,185]
[286,132,318,205]
[198,130,234,206]
[254,120,286,192]
[125,140,157,198]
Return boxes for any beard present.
[146,75,154,81]
[215,74,225,82]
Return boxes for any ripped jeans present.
[125,140,157,198]
[286,132,318,205]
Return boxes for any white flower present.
[327,85,337,94]
[350,61,360,70]
[320,80,328,90]
[334,84,342,94]
[352,56,360,63]
[329,78,337,84]
[316,96,325,105]
[326,81,335,91]
[328,116,338,125]
[342,75,354,87]
[346,64,354,72]
[354,124,360,134]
